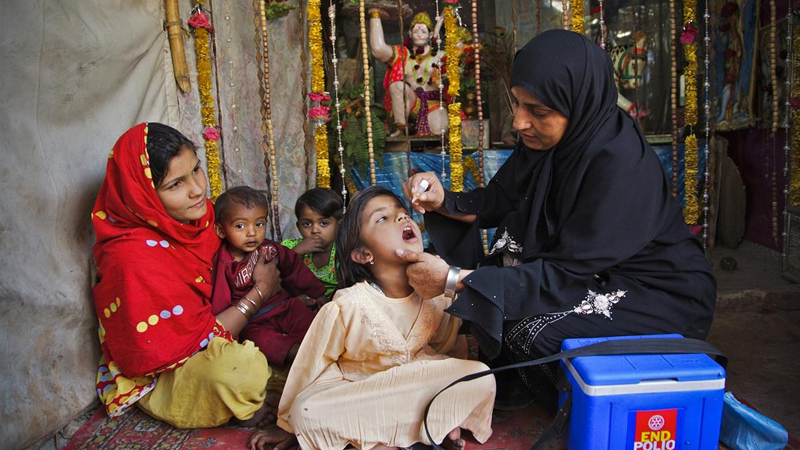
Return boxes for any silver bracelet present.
[253,285,265,302]
[241,296,259,311]
[444,266,461,299]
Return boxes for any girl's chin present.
[400,241,424,253]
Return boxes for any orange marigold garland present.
[189,4,223,201]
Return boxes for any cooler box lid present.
[561,334,726,388]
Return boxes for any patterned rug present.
[63,403,797,450]
[63,403,562,450]
[62,407,254,450]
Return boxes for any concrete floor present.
[707,242,800,438]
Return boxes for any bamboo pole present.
[165,0,191,93]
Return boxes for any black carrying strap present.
[423,338,727,450]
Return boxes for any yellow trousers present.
[137,337,271,428]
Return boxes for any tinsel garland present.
[571,0,584,34]
[683,30,698,122]
[449,103,464,192]
[315,125,330,187]
[308,0,329,188]
[444,7,460,98]
[682,0,699,223]
[463,156,480,182]
[444,6,463,192]
[684,134,700,223]
[190,9,223,201]
[793,27,800,205]
[308,0,325,93]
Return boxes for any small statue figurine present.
[369,9,448,137]
[608,31,649,120]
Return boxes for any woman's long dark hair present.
[335,186,406,288]
[146,123,197,188]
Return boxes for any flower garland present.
[189,4,223,201]
[681,0,699,224]
[308,0,330,188]
[445,6,464,192]
[571,0,584,34]
[448,103,464,192]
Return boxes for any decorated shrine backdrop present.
[178,0,311,237]
[0,0,309,448]
[352,145,706,248]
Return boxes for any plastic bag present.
[719,391,788,450]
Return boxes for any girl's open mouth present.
[402,224,416,241]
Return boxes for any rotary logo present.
[648,415,665,431]
[633,409,678,450]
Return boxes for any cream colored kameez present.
[277,282,495,450]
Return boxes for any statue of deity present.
[369,9,448,137]
[608,31,649,120]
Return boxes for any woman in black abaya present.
[398,30,716,409]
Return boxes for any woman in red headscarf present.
[91,123,290,438]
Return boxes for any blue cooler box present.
[559,334,725,450]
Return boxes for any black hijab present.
[489,29,660,263]
[431,30,709,358]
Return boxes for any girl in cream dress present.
[251,187,495,450]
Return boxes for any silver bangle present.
[235,301,253,319]
[253,285,265,302]
[444,266,461,299]
[242,296,259,311]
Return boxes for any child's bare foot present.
[248,424,297,450]
[238,392,280,427]
[441,428,465,450]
